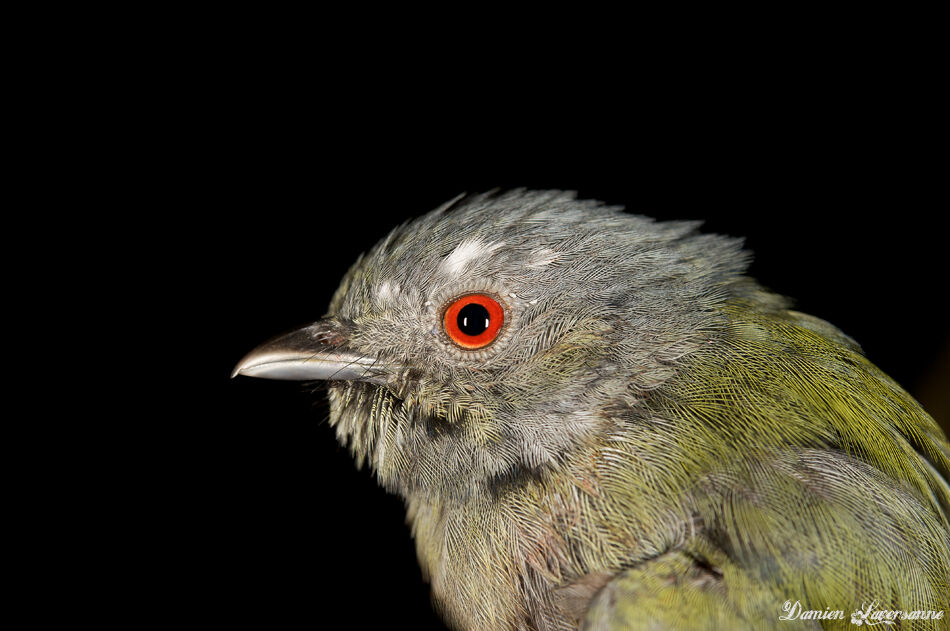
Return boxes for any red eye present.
[443,294,505,349]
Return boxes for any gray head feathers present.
[325,189,751,500]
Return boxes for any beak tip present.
[231,355,252,379]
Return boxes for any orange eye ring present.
[443,294,505,349]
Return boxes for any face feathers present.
[325,189,749,499]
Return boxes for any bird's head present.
[234,190,747,501]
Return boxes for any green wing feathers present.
[605,299,950,626]
[710,302,950,526]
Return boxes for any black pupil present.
[457,303,491,336]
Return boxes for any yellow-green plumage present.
[405,294,949,629]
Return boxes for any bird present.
[233,190,950,630]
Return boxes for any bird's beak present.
[231,320,388,384]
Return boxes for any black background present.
[165,55,949,630]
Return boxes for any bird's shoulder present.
[647,297,950,523]
[585,298,950,621]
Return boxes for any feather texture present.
[308,190,950,630]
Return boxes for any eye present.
[443,294,505,349]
